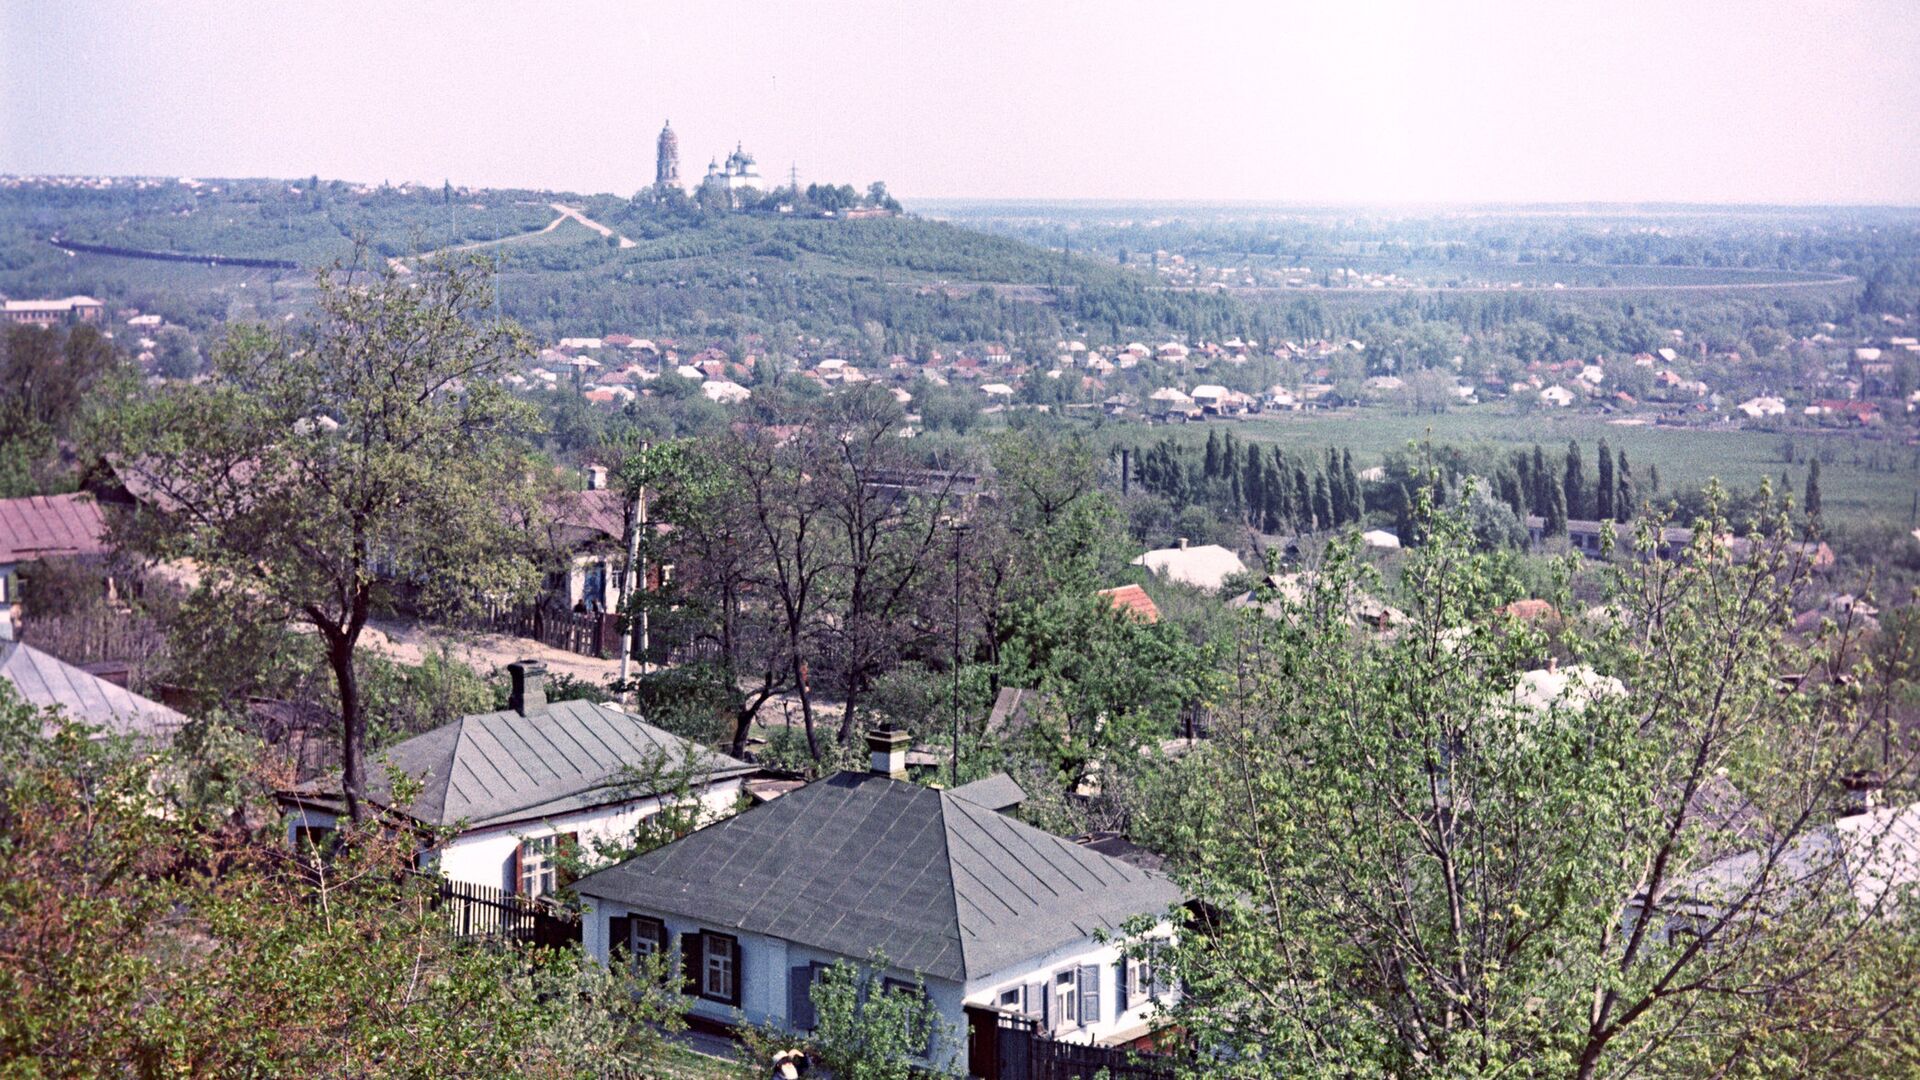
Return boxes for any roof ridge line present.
[936,787,973,981]
[430,713,470,822]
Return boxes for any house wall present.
[962,924,1178,1047]
[583,900,969,1070]
[283,778,744,893]
[581,900,1172,1071]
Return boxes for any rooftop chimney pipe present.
[866,727,909,780]
[507,660,548,715]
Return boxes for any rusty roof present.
[0,493,111,563]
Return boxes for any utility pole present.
[616,442,651,695]
[947,518,970,787]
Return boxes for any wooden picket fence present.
[419,873,581,950]
[469,600,618,659]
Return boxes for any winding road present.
[387,202,634,272]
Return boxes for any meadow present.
[1109,406,1919,530]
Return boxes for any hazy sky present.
[5,1,1918,204]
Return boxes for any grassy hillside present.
[0,179,1170,349]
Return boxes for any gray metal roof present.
[0,639,186,742]
[291,698,755,828]
[574,771,1183,982]
[950,772,1026,812]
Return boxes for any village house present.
[0,492,114,638]
[1132,540,1247,592]
[2,295,104,325]
[278,661,756,897]
[574,731,1183,1073]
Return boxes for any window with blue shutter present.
[1114,957,1131,1013]
[789,963,821,1030]
[1076,964,1100,1028]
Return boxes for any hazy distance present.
[4,0,1918,205]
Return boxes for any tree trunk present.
[325,629,367,823]
[791,651,819,761]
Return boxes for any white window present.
[997,986,1022,1011]
[1127,956,1152,1003]
[700,933,738,1002]
[517,836,557,898]
[1054,969,1078,1027]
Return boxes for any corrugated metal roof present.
[0,493,111,563]
[295,698,755,828]
[0,639,185,742]
[574,772,1182,982]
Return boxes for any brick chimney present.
[507,660,547,715]
[866,727,909,780]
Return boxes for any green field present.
[1110,407,1919,530]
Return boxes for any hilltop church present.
[652,121,767,206]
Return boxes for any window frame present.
[1053,968,1079,1029]
[698,931,740,1005]
[517,835,558,898]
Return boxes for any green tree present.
[99,252,539,822]
[155,326,204,380]
[1563,439,1588,520]
[1545,473,1568,537]
[805,958,954,1080]
[1614,450,1636,522]
[0,686,688,1076]
[1805,457,1823,526]
[1311,472,1333,532]
[1144,497,1920,1078]
[1596,440,1615,522]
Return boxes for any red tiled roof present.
[0,493,111,563]
[1097,584,1161,624]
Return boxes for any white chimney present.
[1178,537,1189,550]
[585,465,608,491]
[866,727,909,780]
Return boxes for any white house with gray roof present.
[574,729,1183,1073]
[278,661,756,899]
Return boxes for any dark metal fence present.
[966,1007,1177,1080]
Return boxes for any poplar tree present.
[1614,450,1635,522]
[1805,458,1823,525]
[1564,440,1588,520]
[1545,474,1568,536]
[1596,440,1615,522]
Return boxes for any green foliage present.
[96,249,542,819]
[1140,493,1920,1078]
[0,682,686,1077]
[729,956,954,1080]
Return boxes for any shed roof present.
[0,639,186,742]
[0,493,111,563]
[574,771,1181,982]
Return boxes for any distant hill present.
[0,178,1252,351]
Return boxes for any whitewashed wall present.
[283,778,743,892]
[962,924,1178,1046]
